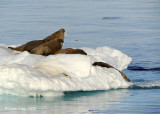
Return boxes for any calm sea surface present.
[0,0,160,114]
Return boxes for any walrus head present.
[43,28,66,41]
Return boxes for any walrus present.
[8,28,66,52]
[93,62,130,82]
[54,48,87,55]
[30,38,64,56]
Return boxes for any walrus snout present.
[60,28,65,33]
[60,29,67,38]
[58,28,67,38]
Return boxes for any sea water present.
[0,0,160,114]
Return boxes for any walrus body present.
[8,29,65,52]
[54,48,87,55]
[23,40,45,52]
[93,62,130,82]
[30,38,64,56]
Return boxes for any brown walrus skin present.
[93,62,130,82]
[8,29,65,52]
[54,48,87,55]
[30,38,64,56]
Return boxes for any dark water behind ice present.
[0,0,160,114]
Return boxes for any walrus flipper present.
[8,44,25,52]
[93,62,130,82]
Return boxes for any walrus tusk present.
[60,42,64,46]
[64,32,67,38]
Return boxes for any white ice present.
[0,44,132,97]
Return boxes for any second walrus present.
[30,38,64,56]
[8,28,66,52]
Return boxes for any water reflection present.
[0,89,130,114]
